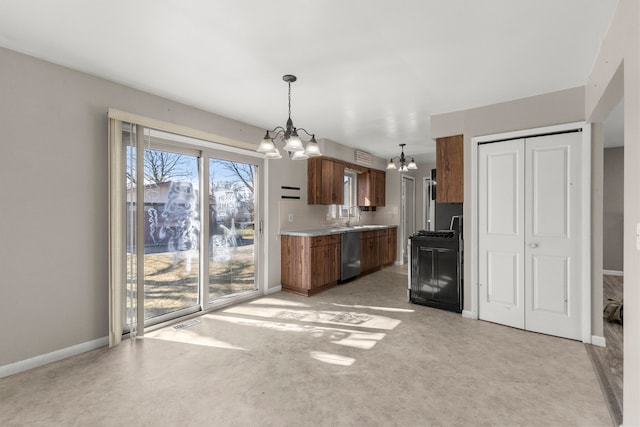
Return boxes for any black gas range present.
[408,224,463,313]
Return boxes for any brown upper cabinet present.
[358,169,386,206]
[436,134,464,203]
[308,156,386,206]
[308,157,345,205]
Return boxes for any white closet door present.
[478,140,525,329]
[478,132,582,340]
[524,132,581,340]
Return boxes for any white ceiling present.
[0,0,619,163]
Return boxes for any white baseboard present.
[462,310,477,319]
[603,270,623,276]
[264,285,282,295]
[591,335,606,347]
[0,336,108,379]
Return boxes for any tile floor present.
[0,265,611,426]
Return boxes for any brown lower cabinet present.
[361,228,397,274]
[281,227,397,296]
[281,234,341,296]
[383,227,398,265]
[360,231,379,274]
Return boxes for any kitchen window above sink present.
[340,169,359,224]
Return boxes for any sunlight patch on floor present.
[329,331,384,350]
[145,328,247,351]
[310,351,355,366]
[223,306,401,330]
[326,302,415,313]
[206,314,386,350]
[247,298,311,308]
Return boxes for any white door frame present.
[401,174,416,263]
[422,176,434,230]
[471,122,592,343]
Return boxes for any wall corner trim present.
[264,285,282,295]
[461,310,477,319]
[591,335,607,347]
[0,336,109,379]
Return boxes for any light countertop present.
[280,224,397,237]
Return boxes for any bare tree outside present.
[211,159,255,193]
[144,150,190,185]
[122,127,258,319]
[127,149,192,186]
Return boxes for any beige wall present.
[380,161,436,263]
[431,86,585,316]
[603,147,624,272]
[0,43,403,367]
[265,154,307,292]
[0,46,268,366]
[585,1,640,423]
[399,163,437,259]
[591,123,604,338]
[5,4,636,412]
[430,83,611,383]
[430,0,640,422]
[412,163,436,231]
[0,45,405,369]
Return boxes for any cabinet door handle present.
[529,242,538,248]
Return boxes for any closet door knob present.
[529,242,538,248]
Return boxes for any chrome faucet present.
[345,205,359,227]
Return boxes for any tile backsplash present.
[279,199,386,232]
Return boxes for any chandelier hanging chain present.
[288,80,292,120]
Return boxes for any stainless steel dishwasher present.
[340,231,361,281]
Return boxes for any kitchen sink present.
[324,227,348,233]
[328,225,390,232]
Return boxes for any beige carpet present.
[0,265,611,426]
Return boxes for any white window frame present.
[340,169,358,218]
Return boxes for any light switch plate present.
[288,213,294,222]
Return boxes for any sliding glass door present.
[208,158,257,301]
[142,147,200,321]
[119,121,261,334]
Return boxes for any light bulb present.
[265,147,282,159]
[291,150,309,160]
[283,130,304,152]
[257,131,275,153]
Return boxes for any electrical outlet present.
[288,213,294,222]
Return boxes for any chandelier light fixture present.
[386,143,418,172]
[256,74,322,160]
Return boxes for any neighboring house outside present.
[126,180,254,252]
